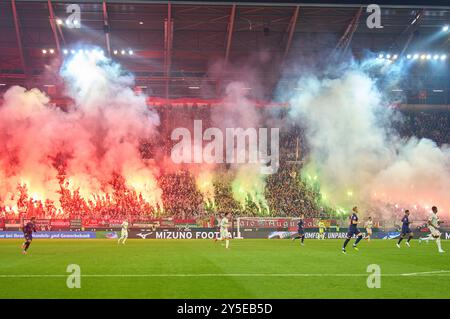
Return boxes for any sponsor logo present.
[325,232,348,239]
[195,231,221,239]
[0,231,96,239]
[268,231,292,239]
[175,225,191,232]
[380,232,401,240]
[105,232,118,239]
[133,223,158,229]
[50,220,70,227]
[268,231,348,239]
[136,232,153,239]
[5,223,21,228]
[240,218,336,229]
[154,231,222,239]
[156,231,193,239]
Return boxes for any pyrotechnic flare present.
[0,48,163,215]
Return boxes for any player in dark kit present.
[292,214,305,246]
[342,206,364,254]
[397,210,413,248]
[22,217,37,254]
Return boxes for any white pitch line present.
[401,270,450,276]
[1,272,450,278]
[0,274,367,278]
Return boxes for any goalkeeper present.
[318,220,326,240]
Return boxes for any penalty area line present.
[1,272,450,278]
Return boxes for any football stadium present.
[0,0,450,302]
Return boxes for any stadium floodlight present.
[433,54,439,60]
[413,54,419,59]
[42,49,47,54]
[56,19,63,25]
[128,50,133,55]
[70,49,76,54]
[49,49,55,54]
[386,54,391,59]
[63,49,68,55]
[74,20,80,26]
[113,50,118,55]
[378,54,384,59]
[443,25,449,32]
[426,54,431,60]
[441,54,447,60]
[420,54,426,60]
[121,50,126,55]
[139,21,144,25]
[393,54,398,60]
[406,54,412,59]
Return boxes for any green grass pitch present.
[0,239,449,299]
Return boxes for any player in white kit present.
[217,213,231,249]
[364,217,373,241]
[419,206,445,253]
[118,220,129,245]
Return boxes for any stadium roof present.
[0,1,449,100]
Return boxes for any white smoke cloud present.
[287,68,450,218]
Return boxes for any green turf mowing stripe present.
[1,271,450,278]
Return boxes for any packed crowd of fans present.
[0,108,448,221]
[0,166,328,221]
[397,111,450,146]
[0,177,158,221]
